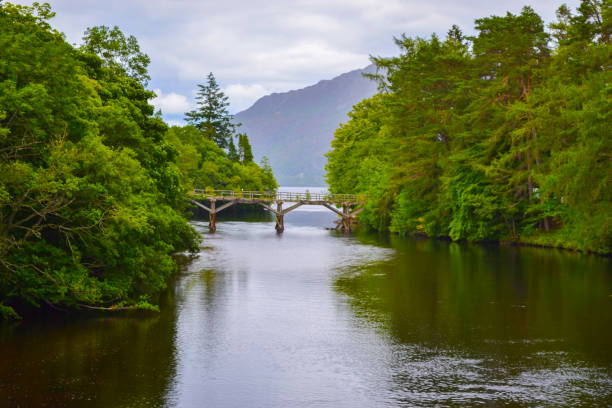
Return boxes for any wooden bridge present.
[190,190,366,233]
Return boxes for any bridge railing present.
[192,189,367,204]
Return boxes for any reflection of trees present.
[334,236,612,405]
[0,251,249,408]
[0,297,178,407]
[335,236,612,362]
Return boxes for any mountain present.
[234,65,378,186]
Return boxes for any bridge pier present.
[209,199,216,232]
[342,203,351,233]
[190,198,237,233]
[275,201,284,233]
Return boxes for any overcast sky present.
[23,0,580,124]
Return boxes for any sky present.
[21,0,581,124]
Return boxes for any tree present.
[227,136,239,162]
[0,2,199,319]
[81,25,151,85]
[185,72,237,149]
[259,156,277,191]
[325,2,611,254]
[238,133,254,163]
[81,25,181,208]
[166,125,277,192]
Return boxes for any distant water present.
[278,186,339,227]
[1,187,611,407]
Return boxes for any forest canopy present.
[0,2,276,319]
[326,1,611,254]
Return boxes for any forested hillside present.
[0,3,275,319]
[326,2,611,254]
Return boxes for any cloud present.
[30,0,583,117]
[150,89,190,115]
[224,84,270,113]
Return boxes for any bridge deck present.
[190,189,366,233]
[191,189,366,204]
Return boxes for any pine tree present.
[238,133,253,163]
[185,72,236,149]
[227,136,239,162]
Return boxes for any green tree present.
[81,25,151,85]
[0,2,198,319]
[325,2,611,254]
[227,136,239,162]
[259,156,277,191]
[184,72,237,149]
[166,125,277,192]
[238,133,254,163]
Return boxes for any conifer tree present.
[227,136,239,162]
[238,133,254,163]
[185,72,236,149]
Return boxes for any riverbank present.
[390,230,612,257]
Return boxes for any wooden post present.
[275,201,284,233]
[209,199,216,232]
[342,202,351,233]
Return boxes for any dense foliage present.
[0,2,202,319]
[326,2,611,254]
[0,3,276,319]
[166,125,277,192]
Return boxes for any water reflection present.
[165,220,395,407]
[335,234,612,406]
[1,208,610,407]
[0,299,178,407]
[166,216,611,407]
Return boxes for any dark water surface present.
[1,207,611,407]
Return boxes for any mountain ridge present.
[235,64,378,186]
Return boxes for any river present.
[1,188,611,407]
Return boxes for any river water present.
[1,189,611,407]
